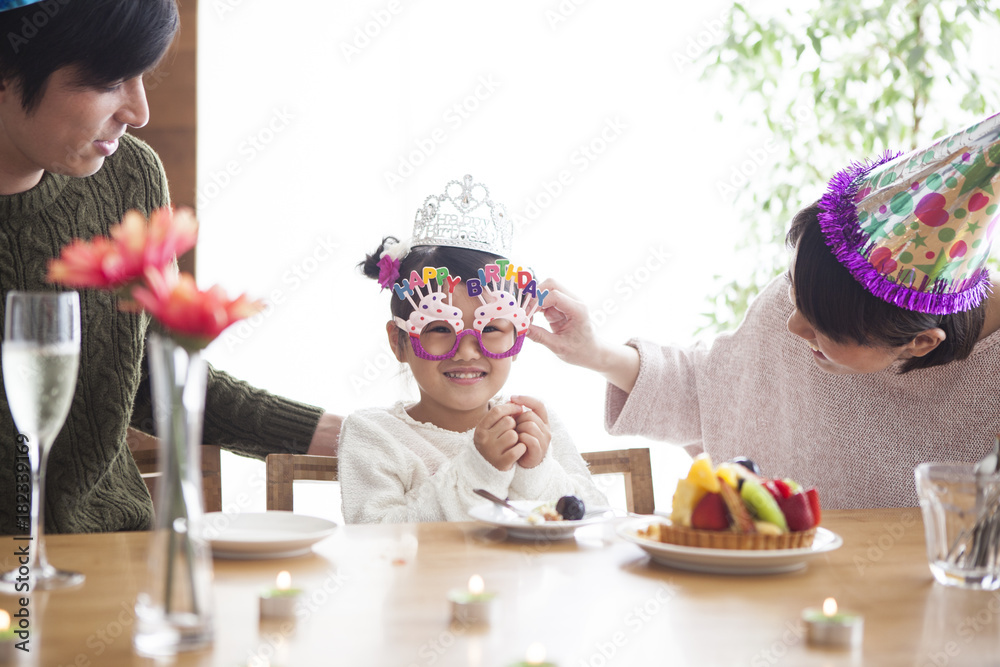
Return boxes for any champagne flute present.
[1,291,83,590]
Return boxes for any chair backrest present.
[264,447,655,515]
[581,447,655,515]
[265,454,339,511]
[127,427,223,513]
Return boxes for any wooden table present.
[1,509,998,666]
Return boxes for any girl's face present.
[0,66,149,193]
[388,285,515,430]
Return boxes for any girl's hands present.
[510,395,551,469]
[473,398,552,471]
[473,403,527,471]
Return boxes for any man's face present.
[0,66,149,193]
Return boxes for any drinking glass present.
[1,291,83,590]
[915,462,1000,590]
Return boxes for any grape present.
[730,456,762,477]
[556,495,585,521]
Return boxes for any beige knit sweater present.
[605,277,1000,509]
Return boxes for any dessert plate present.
[201,511,337,559]
[468,500,616,540]
[616,519,843,575]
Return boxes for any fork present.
[947,436,1000,569]
[474,489,531,518]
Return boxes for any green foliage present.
[697,0,1000,335]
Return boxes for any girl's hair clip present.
[376,238,410,290]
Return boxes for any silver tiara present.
[411,174,512,256]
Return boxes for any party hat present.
[411,174,512,256]
[0,0,46,11]
[818,112,1000,315]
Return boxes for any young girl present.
[528,113,1000,510]
[338,175,607,523]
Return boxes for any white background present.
[194,0,1000,520]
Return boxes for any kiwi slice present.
[740,479,789,532]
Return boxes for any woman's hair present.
[0,0,179,112]
[786,202,987,373]
[360,238,505,345]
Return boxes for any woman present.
[0,0,340,535]
[528,113,1000,509]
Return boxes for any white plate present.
[467,500,616,540]
[201,511,337,559]
[616,519,843,575]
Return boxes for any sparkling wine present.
[2,341,79,449]
[1,290,84,591]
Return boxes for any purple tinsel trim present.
[376,254,401,290]
[816,151,992,315]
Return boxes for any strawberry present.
[691,492,731,531]
[764,479,793,501]
[805,487,821,526]
[776,492,815,531]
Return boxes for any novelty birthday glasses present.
[391,263,549,361]
[402,319,520,360]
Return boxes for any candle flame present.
[525,642,546,664]
[276,571,292,590]
[468,574,484,595]
[823,597,838,616]
[0,610,9,632]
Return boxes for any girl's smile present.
[441,366,489,384]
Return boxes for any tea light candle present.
[447,575,496,625]
[0,610,16,663]
[508,642,557,667]
[802,598,863,648]
[259,571,303,620]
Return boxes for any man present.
[0,0,340,534]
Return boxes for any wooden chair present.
[126,427,223,513]
[582,447,655,515]
[264,447,655,515]
[265,454,339,511]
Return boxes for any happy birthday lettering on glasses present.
[391,261,550,360]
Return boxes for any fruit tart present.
[640,454,821,550]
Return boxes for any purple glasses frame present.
[400,326,527,361]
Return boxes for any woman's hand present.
[473,403,527,471]
[526,279,602,368]
[526,278,641,393]
[510,395,551,469]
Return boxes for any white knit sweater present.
[606,277,1000,509]
[339,400,608,523]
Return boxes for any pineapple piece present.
[715,462,741,488]
[686,453,721,493]
[670,478,707,527]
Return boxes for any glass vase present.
[133,333,214,656]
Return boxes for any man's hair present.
[0,0,179,112]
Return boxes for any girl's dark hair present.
[786,202,986,373]
[360,237,505,321]
[0,0,179,112]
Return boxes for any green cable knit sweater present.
[0,134,324,534]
